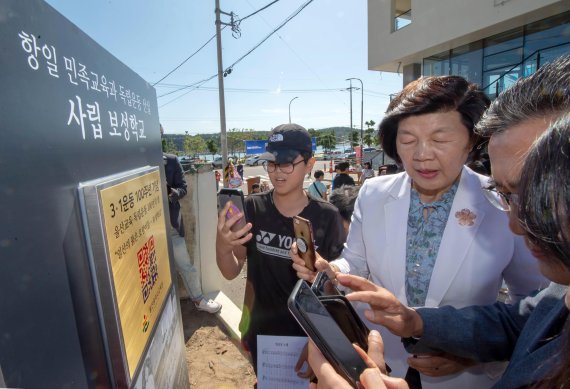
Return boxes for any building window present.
[421,12,570,97]
[451,42,483,86]
[423,51,450,77]
[393,0,412,31]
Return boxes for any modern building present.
[368,0,570,96]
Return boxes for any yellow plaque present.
[99,170,171,379]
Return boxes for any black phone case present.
[319,296,369,351]
[288,280,366,388]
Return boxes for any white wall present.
[191,170,225,295]
[368,0,568,72]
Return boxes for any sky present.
[45,0,403,135]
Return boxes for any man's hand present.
[215,201,252,280]
[407,352,476,377]
[290,241,322,282]
[168,187,181,202]
[216,201,252,255]
[337,273,423,338]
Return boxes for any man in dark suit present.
[311,56,570,388]
[162,126,221,313]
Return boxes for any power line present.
[158,0,316,107]
[152,1,280,86]
[237,0,280,23]
[152,32,218,86]
[155,84,394,97]
[226,0,315,73]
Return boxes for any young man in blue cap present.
[215,123,345,376]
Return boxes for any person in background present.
[215,124,345,378]
[161,125,222,314]
[360,162,375,184]
[214,170,221,191]
[250,183,261,194]
[292,75,546,389]
[332,161,355,189]
[307,170,328,201]
[236,160,244,180]
[259,180,270,192]
[329,186,360,236]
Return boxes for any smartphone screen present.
[312,271,343,297]
[293,216,317,271]
[288,280,367,387]
[217,188,246,231]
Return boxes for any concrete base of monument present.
[205,290,243,340]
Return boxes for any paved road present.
[217,163,336,195]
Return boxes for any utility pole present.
[347,80,353,134]
[347,78,363,162]
[215,0,233,184]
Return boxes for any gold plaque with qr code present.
[99,169,171,379]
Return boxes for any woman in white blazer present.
[292,76,546,389]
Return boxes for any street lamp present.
[289,96,299,123]
[346,78,363,161]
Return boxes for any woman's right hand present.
[290,242,334,282]
[216,201,252,255]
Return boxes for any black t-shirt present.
[240,191,345,360]
[333,173,356,189]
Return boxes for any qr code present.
[137,235,158,303]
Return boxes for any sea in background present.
[194,144,356,161]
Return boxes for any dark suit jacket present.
[332,173,355,189]
[406,282,568,388]
[163,153,188,236]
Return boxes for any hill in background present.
[163,126,354,153]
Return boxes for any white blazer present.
[334,167,548,389]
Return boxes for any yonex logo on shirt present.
[255,229,318,259]
[256,230,276,244]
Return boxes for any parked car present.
[245,155,262,166]
[212,156,240,168]
[212,157,223,169]
[178,155,196,163]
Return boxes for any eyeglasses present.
[482,184,519,212]
[263,159,306,174]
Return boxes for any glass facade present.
[423,11,570,97]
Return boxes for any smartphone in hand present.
[293,215,317,271]
[312,271,343,297]
[218,188,246,231]
[288,279,368,388]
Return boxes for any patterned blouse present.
[405,181,459,306]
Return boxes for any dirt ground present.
[180,299,256,389]
[177,169,256,388]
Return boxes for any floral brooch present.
[455,208,477,226]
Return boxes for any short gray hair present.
[475,55,570,137]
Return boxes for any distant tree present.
[206,139,219,160]
[319,131,336,152]
[364,120,378,147]
[184,134,207,156]
[227,128,246,156]
[162,137,178,154]
[349,130,359,149]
